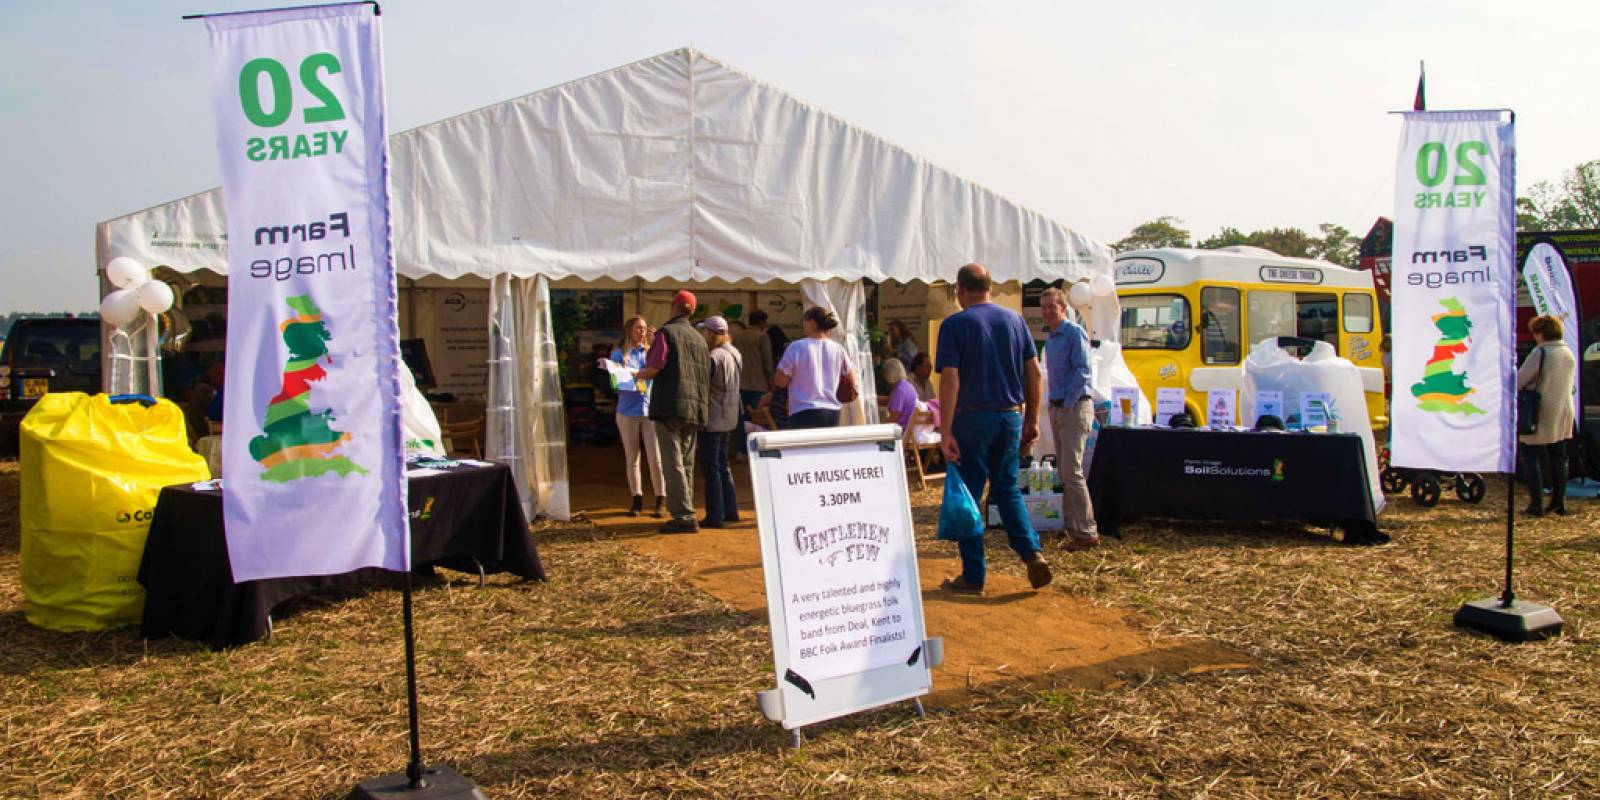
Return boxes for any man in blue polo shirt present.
[1040,286,1098,550]
[935,263,1051,594]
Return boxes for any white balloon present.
[100,289,144,326]
[1067,282,1094,308]
[137,280,175,314]
[1090,274,1116,297]
[106,257,150,289]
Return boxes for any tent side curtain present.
[97,48,1113,289]
[487,274,570,521]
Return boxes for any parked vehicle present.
[1114,247,1387,427]
[0,317,103,455]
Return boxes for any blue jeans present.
[697,430,739,523]
[951,410,1041,587]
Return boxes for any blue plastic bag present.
[936,473,984,542]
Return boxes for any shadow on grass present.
[464,717,880,786]
[0,609,205,676]
[524,608,760,640]
[1098,518,1362,552]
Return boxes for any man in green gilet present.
[636,290,711,532]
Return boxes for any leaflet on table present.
[1254,391,1284,426]
[1109,387,1142,426]
[1300,392,1335,429]
[1206,389,1236,429]
[1155,387,1186,426]
[602,359,639,392]
[405,455,477,470]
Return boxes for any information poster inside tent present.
[1389,111,1516,473]
[209,5,408,581]
[433,289,490,400]
[766,443,919,683]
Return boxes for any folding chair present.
[902,409,943,491]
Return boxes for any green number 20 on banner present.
[239,53,346,127]
[1415,141,1488,187]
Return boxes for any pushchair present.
[1378,442,1487,507]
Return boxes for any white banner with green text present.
[1390,111,1516,473]
[209,3,409,581]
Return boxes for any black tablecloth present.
[1087,427,1384,544]
[138,463,544,648]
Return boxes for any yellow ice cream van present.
[1114,247,1387,427]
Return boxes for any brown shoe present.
[1025,555,1053,589]
[940,576,984,596]
[1063,537,1100,552]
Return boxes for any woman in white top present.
[1518,314,1578,516]
[770,307,854,429]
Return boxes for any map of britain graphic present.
[247,294,368,483]
[1409,297,1485,416]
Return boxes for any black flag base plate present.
[1454,597,1564,642]
[349,766,488,799]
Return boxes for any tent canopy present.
[98,47,1111,286]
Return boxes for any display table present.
[1088,427,1384,544]
[138,463,544,648]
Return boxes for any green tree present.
[1115,216,1191,251]
[1196,226,1248,249]
[1310,223,1358,267]
[1518,158,1600,230]
[1196,226,1315,257]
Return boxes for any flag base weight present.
[1454,597,1563,642]
[349,766,487,799]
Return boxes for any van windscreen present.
[1120,295,1190,350]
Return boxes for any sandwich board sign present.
[747,424,941,745]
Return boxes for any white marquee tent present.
[96,47,1115,521]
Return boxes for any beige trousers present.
[616,414,664,498]
[1049,399,1098,541]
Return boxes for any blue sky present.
[2,0,1596,312]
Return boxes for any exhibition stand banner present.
[1390,111,1516,473]
[1521,241,1581,416]
[208,3,409,581]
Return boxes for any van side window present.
[1119,295,1190,350]
[1199,287,1240,364]
[1344,293,1374,334]
[1296,292,1339,351]
[1247,291,1296,345]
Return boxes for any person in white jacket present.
[1518,314,1578,517]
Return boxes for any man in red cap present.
[635,290,711,532]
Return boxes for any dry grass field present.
[2,457,1598,799]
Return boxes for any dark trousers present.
[787,408,841,430]
[1524,440,1570,509]
[697,430,739,523]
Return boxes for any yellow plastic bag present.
[20,393,210,631]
